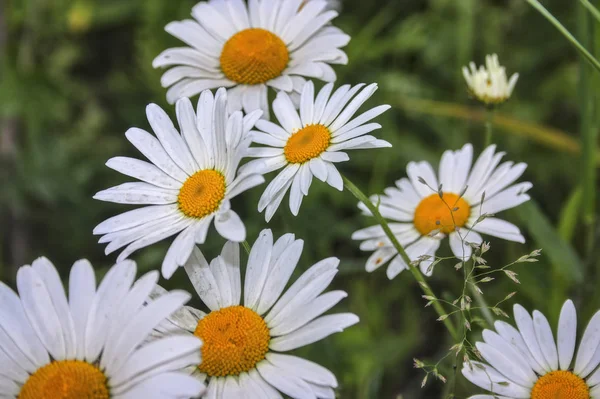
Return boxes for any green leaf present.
[514,201,584,283]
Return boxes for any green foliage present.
[1,0,598,398]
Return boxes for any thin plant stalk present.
[342,175,460,342]
[578,0,597,260]
[525,0,600,73]
[484,108,494,148]
[242,240,252,255]
[581,0,600,24]
[466,261,495,328]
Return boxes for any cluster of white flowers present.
[6,1,582,399]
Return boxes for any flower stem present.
[343,175,460,342]
[524,0,600,73]
[242,240,251,255]
[466,261,495,328]
[484,108,494,148]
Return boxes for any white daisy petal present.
[150,230,352,398]
[269,313,359,352]
[266,353,337,388]
[0,283,49,371]
[96,90,256,276]
[513,304,552,373]
[17,266,67,360]
[257,361,316,399]
[475,342,535,388]
[244,229,274,311]
[494,320,546,375]
[471,217,525,243]
[461,361,530,397]
[106,157,182,189]
[557,300,577,370]
[185,248,222,311]
[574,310,600,376]
[532,310,559,371]
[2,259,205,398]
[256,240,304,315]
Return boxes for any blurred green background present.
[1,0,599,397]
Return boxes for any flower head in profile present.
[242,81,391,221]
[352,144,531,279]
[153,0,350,117]
[152,229,359,398]
[463,300,600,399]
[94,88,264,279]
[0,257,204,399]
[462,54,518,106]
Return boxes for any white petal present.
[256,240,304,315]
[106,157,182,189]
[215,210,246,242]
[125,127,188,182]
[94,204,179,235]
[557,300,577,370]
[184,248,222,311]
[574,310,600,376]
[257,361,317,399]
[513,304,552,373]
[269,314,359,352]
[266,353,337,387]
[17,266,66,360]
[244,229,274,310]
[532,310,559,371]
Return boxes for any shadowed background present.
[1,0,598,397]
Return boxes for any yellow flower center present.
[284,124,331,164]
[194,305,270,377]
[413,193,471,235]
[18,360,109,399]
[178,170,226,219]
[531,371,589,399]
[220,28,289,85]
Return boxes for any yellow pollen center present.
[284,124,331,164]
[531,371,589,399]
[413,193,471,235]
[18,360,109,399]
[220,28,289,85]
[194,305,270,377]
[178,170,226,219]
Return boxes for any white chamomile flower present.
[462,53,519,105]
[93,88,264,279]
[463,300,600,399]
[0,257,204,399]
[153,0,349,116]
[352,143,531,279]
[242,81,391,221]
[152,229,359,398]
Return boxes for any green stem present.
[343,175,460,342]
[484,108,494,148]
[578,0,597,260]
[466,261,495,328]
[242,240,251,255]
[525,0,600,73]
[581,0,600,24]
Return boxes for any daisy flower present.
[242,81,391,221]
[463,53,519,106]
[352,143,531,279]
[152,229,359,398]
[93,88,264,279]
[0,256,204,398]
[463,300,600,399]
[152,0,350,116]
